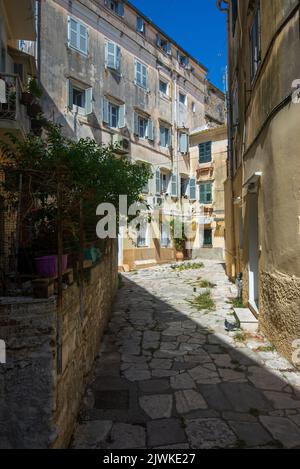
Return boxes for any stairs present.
[233,308,259,333]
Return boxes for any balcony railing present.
[19,40,36,57]
[0,73,30,134]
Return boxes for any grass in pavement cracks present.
[171,262,204,272]
[188,290,216,312]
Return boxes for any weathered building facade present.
[39,0,225,270]
[220,0,300,362]
[0,0,37,289]
[190,125,227,260]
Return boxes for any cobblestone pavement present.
[72,261,300,449]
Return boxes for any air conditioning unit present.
[112,134,130,154]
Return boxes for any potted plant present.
[170,219,187,261]
[21,78,43,107]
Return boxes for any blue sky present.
[131,0,227,90]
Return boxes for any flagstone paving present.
[72,260,300,449]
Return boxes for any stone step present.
[134,259,157,270]
[233,308,259,333]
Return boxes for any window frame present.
[135,60,148,90]
[179,92,187,106]
[199,182,213,205]
[67,79,93,116]
[159,125,171,148]
[67,16,89,56]
[105,41,121,72]
[199,141,212,165]
[159,79,170,97]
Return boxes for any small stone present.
[175,390,207,414]
[188,365,220,384]
[263,391,300,410]
[139,395,173,419]
[228,421,272,447]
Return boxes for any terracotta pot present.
[175,251,184,261]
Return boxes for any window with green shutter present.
[199,141,212,164]
[199,182,213,204]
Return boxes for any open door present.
[248,192,259,312]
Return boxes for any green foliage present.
[229,297,245,308]
[188,290,216,312]
[171,262,204,272]
[0,123,152,251]
[28,78,43,99]
[170,218,187,252]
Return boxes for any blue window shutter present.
[156,34,161,47]
[107,42,116,69]
[190,178,196,200]
[102,96,109,123]
[118,2,125,17]
[69,17,78,49]
[171,174,178,197]
[133,112,139,135]
[155,169,161,194]
[116,46,121,71]
[85,87,93,115]
[79,24,88,54]
[119,104,125,128]
[147,119,154,141]
[67,79,73,109]
[167,128,171,147]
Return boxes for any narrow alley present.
[72,261,300,449]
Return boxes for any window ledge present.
[67,44,88,58]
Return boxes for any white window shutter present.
[180,133,188,154]
[107,42,116,69]
[102,96,109,123]
[171,174,178,197]
[155,169,161,194]
[185,179,190,197]
[133,112,139,135]
[85,87,93,115]
[67,79,73,109]
[147,119,154,141]
[156,34,161,47]
[116,46,121,71]
[119,104,125,128]
[166,42,172,55]
[67,17,71,47]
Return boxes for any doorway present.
[248,192,259,312]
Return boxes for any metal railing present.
[0,73,30,133]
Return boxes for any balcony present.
[0,74,31,137]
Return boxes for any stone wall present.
[0,240,118,448]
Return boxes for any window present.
[199,141,212,164]
[159,80,169,96]
[179,132,189,154]
[161,173,170,193]
[200,182,213,204]
[106,0,125,17]
[137,17,145,34]
[135,60,148,89]
[192,102,196,113]
[171,173,178,197]
[250,3,261,81]
[161,223,172,248]
[181,178,189,197]
[102,97,125,128]
[134,113,154,140]
[137,219,148,247]
[68,17,88,55]
[67,80,93,115]
[177,52,189,68]
[156,35,172,55]
[160,125,171,148]
[204,229,212,246]
[105,42,121,71]
[179,93,187,106]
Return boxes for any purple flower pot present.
[35,255,68,278]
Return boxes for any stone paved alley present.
[72,261,300,449]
